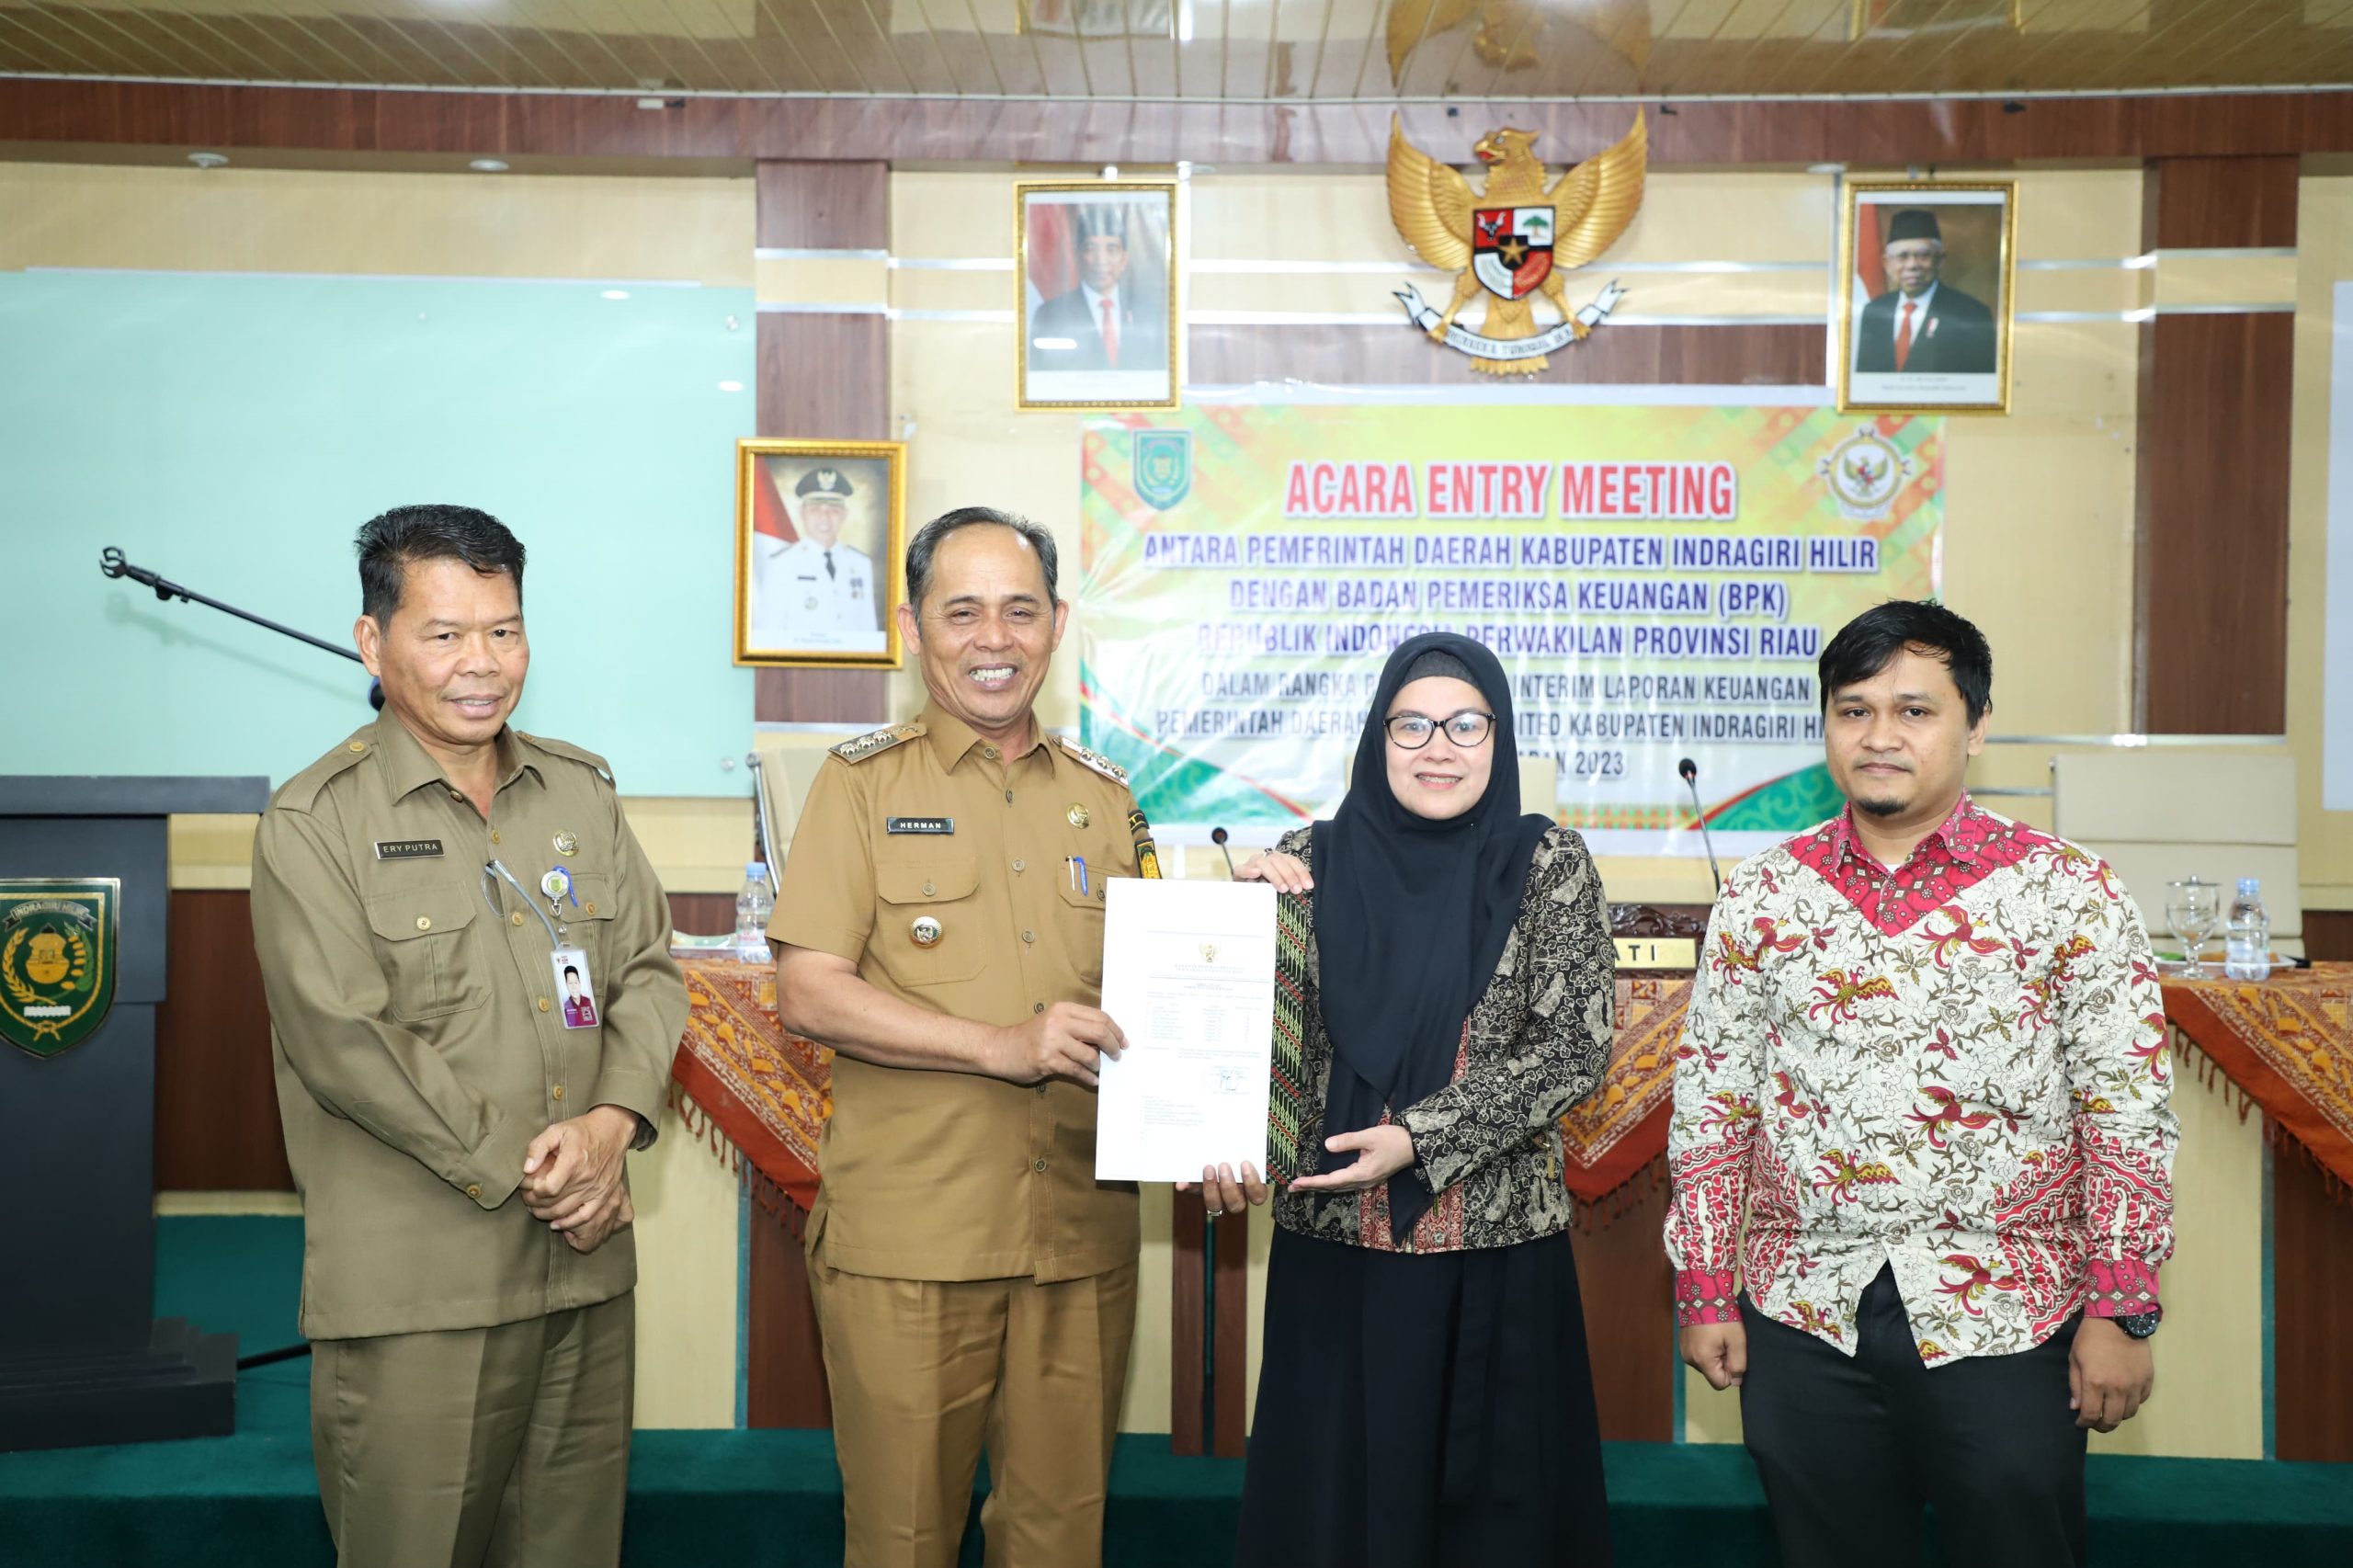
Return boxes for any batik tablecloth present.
[667,956,831,1220]
[2160,962,2353,1188]
[662,959,2353,1216]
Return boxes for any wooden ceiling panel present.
[1,0,2350,100]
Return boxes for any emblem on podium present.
[0,879,120,1059]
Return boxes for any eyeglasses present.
[1384,710,1496,750]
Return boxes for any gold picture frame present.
[1016,179,1181,412]
[1838,180,2018,415]
[733,437,907,669]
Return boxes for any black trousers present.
[1738,1266,2087,1568]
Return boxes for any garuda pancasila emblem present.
[1387,111,1647,375]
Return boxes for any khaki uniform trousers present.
[309,1292,635,1568]
[810,1256,1140,1568]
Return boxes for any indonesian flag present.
[1855,203,1887,300]
[751,461,798,543]
[1028,202,1077,307]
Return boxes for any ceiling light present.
[601,289,630,301]
[717,381,745,393]
[188,152,228,169]
[471,158,508,173]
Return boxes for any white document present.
[1094,878,1277,1182]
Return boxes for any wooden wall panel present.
[757,160,886,248]
[1169,1203,1248,1458]
[669,891,737,936]
[2270,1141,2353,1463]
[20,81,2353,168]
[745,158,890,1426]
[154,889,291,1192]
[1190,323,1825,390]
[1569,1159,1677,1443]
[2300,909,2353,962]
[746,1207,834,1429]
[2132,156,2297,734]
[750,160,892,730]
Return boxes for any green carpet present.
[0,1217,2347,1566]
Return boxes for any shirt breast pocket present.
[1054,872,1108,986]
[876,854,986,988]
[365,888,490,1023]
[567,870,620,959]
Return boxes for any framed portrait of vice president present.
[1016,180,1181,411]
[734,438,906,669]
[1838,182,2017,415]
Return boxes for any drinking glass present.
[2165,878,2220,979]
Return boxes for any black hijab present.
[1309,633,1552,1241]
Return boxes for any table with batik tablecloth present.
[663,954,2353,1224]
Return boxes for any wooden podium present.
[0,776,267,1452]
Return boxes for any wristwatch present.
[2113,1308,2162,1340]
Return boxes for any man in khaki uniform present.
[251,505,687,1568]
[775,506,1153,1568]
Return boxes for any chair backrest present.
[2048,749,2302,945]
[756,733,847,870]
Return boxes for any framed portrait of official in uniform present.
[1837,182,2017,415]
[1016,180,1181,412]
[734,437,907,669]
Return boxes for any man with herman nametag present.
[774,505,1161,1568]
[251,504,686,1568]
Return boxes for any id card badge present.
[551,948,598,1029]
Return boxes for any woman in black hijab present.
[1194,632,1617,1568]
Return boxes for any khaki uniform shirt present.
[252,717,687,1339]
[772,700,1142,1284]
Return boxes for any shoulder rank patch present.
[1055,736,1129,786]
[273,732,373,813]
[514,731,616,785]
[834,722,925,764]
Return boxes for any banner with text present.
[1078,394,1943,854]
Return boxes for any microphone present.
[1678,758,1722,897]
[1210,825,1239,880]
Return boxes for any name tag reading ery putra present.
[374,839,446,860]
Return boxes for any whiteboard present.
[0,269,757,795]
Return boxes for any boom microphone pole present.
[102,547,383,710]
[1677,757,1722,897]
[1210,825,1239,879]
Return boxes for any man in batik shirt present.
[1667,600,2176,1568]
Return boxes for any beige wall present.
[32,151,2316,1449]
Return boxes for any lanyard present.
[482,858,567,949]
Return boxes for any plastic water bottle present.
[2223,879,2271,982]
[734,861,774,965]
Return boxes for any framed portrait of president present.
[734,438,906,670]
[1016,180,1180,411]
[1838,182,2017,415]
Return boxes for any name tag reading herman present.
[886,817,955,835]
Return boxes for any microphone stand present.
[1680,765,1723,897]
[102,548,382,709]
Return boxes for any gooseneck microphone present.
[1210,825,1239,880]
[1678,757,1723,897]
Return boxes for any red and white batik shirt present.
[1665,797,2177,1364]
